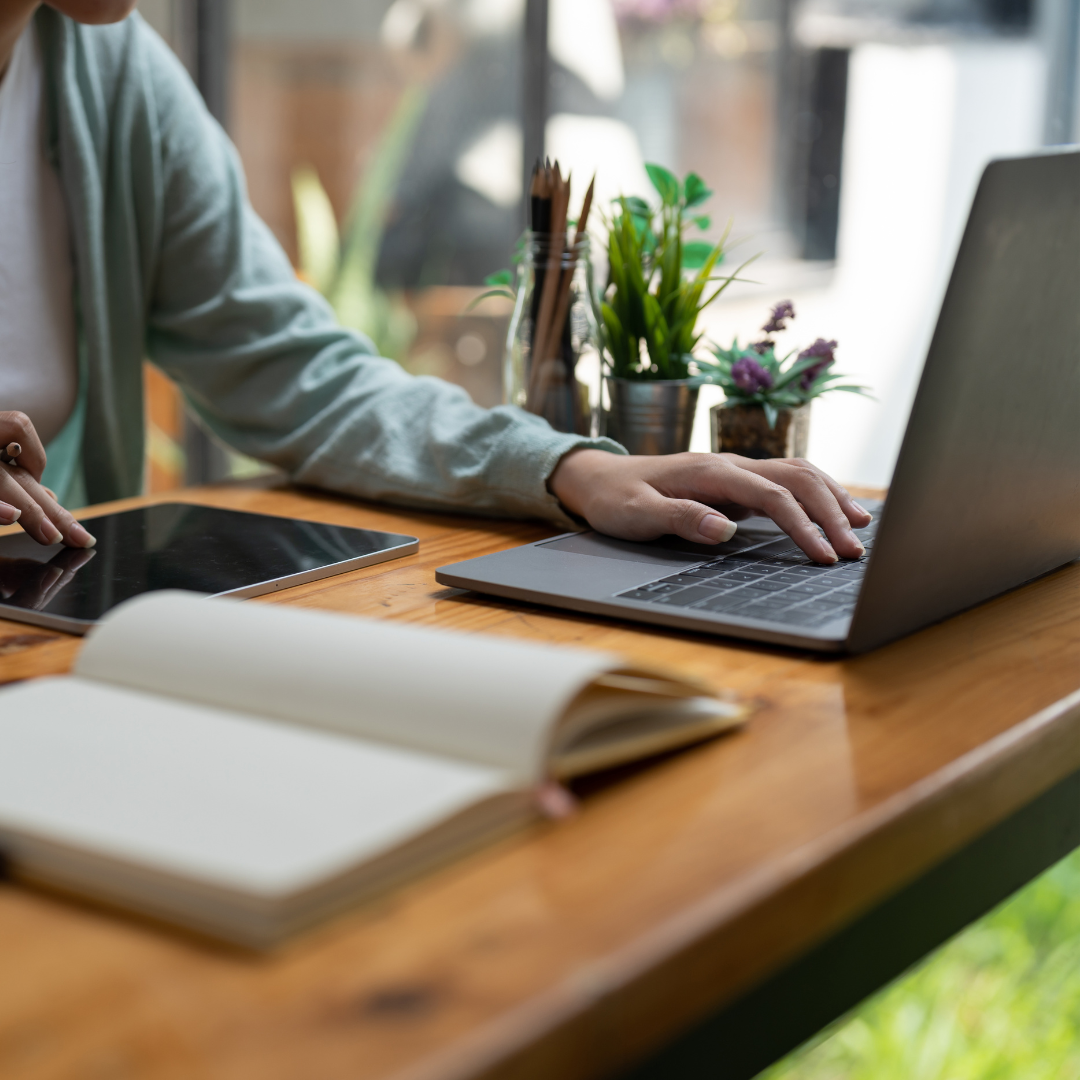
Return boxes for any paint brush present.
[543,174,596,430]
[527,164,570,407]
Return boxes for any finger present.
[0,412,46,481]
[781,459,872,528]
[752,461,865,559]
[703,466,840,563]
[614,484,739,546]
[730,455,872,531]
[0,472,63,545]
[0,469,96,548]
[15,473,97,548]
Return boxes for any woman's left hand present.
[0,411,96,548]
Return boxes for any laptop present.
[437,148,1080,653]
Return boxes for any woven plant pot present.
[710,403,810,459]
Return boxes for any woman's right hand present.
[0,412,96,548]
[549,448,870,564]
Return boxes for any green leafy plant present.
[596,163,753,381]
[466,232,529,309]
[698,300,871,428]
[472,267,515,305]
[462,230,533,311]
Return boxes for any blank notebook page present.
[0,678,507,897]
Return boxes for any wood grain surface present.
[0,481,1077,1080]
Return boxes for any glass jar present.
[504,234,600,435]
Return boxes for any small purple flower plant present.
[731,356,774,394]
[761,299,795,336]
[797,338,838,390]
[702,301,867,425]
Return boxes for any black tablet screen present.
[0,503,415,625]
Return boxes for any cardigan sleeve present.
[137,24,623,525]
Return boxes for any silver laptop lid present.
[847,148,1080,653]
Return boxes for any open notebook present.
[0,592,748,947]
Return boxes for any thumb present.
[665,498,738,545]
[640,487,738,545]
[581,482,738,545]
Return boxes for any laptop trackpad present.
[540,531,751,566]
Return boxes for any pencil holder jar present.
[505,233,600,436]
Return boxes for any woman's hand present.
[0,412,96,548]
[548,449,872,565]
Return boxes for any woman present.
[0,0,869,564]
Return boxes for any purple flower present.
[731,355,774,394]
[797,338,838,390]
[762,300,796,335]
[749,339,773,355]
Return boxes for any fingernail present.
[68,522,97,549]
[849,532,865,556]
[0,503,21,525]
[821,543,838,564]
[700,514,737,543]
[852,501,869,516]
[41,520,63,545]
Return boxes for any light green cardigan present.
[35,8,621,519]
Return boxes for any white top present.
[0,21,78,446]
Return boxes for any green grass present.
[759,847,1080,1080]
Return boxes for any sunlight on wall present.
[696,40,1045,488]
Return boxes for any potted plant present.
[594,165,750,455]
[699,301,871,459]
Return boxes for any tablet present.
[0,503,419,634]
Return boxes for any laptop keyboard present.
[616,513,880,628]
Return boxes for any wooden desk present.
[0,483,1077,1080]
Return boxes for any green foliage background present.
[760,847,1080,1080]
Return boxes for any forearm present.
[284,368,626,526]
[161,316,625,526]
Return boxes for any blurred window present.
[139,0,1079,492]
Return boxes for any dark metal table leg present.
[621,768,1080,1080]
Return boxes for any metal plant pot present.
[710,402,810,459]
[604,377,700,455]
